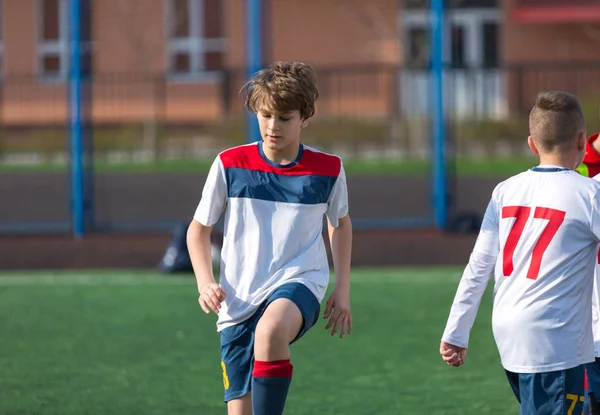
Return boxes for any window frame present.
[165,0,226,83]
[401,8,501,69]
[37,0,70,81]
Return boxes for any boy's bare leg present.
[227,394,252,415]
[255,299,303,360]
[252,299,303,415]
[225,299,301,415]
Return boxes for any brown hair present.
[241,61,319,119]
[529,91,585,152]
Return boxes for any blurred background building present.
[1,0,600,247]
[1,0,599,123]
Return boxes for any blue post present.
[69,0,84,238]
[246,0,262,143]
[431,0,447,230]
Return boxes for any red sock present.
[252,359,293,378]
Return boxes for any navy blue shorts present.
[219,282,320,402]
[505,366,585,415]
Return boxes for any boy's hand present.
[198,283,226,315]
[323,286,352,338]
[440,341,467,367]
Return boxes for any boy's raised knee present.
[254,317,292,360]
[254,299,303,361]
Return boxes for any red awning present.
[512,4,600,23]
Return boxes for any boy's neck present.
[261,142,301,165]
[538,155,574,170]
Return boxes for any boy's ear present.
[301,118,310,128]
[578,131,587,152]
[527,136,539,155]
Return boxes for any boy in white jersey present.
[440,91,600,415]
[187,61,353,415]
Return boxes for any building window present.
[482,22,499,68]
[38,0,69,80]
[405,24,471,69]
[167,0,225,80]
[450,25,466,69]
[406,27,430,69]
[403,9,500,69]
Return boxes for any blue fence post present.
[69,0,84,239]
[246,0,262,143]
[431,0,447,230]
[81,0,94,232]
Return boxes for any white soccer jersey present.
[193,142,348,332]
[442,166,600,373]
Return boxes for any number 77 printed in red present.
[502,206,566,280]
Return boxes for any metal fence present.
[2,63,600,235]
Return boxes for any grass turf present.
[0,157,537,177]
[0,268,518,414]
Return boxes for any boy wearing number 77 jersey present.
[440,91,600,415]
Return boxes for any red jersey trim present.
[219,143,342,177]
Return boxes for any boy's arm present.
[328,215,352,291]
[187,156,228,314]
[323,163,352,338]
[441,251,497,346]
[187,221,224,313]
[440,194,500,363]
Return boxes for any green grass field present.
[0,156,538,177]
[0,268,519,415]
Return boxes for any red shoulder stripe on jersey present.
[219,145,263,169]
[219,144,341,177]
[297,148,341,177]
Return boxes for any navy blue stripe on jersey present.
[530,167,570,172]
[225,167,338,204]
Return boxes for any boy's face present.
[256,107,309,153]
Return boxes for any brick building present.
[0,0,598,125]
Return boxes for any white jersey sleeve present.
[193,156,228,227]
[326,163,349,227]
[441,194,500,348]
[472,192,501,256]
